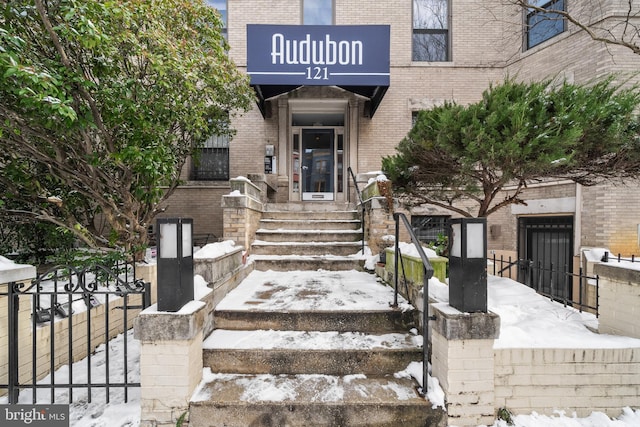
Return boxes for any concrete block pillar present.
[222,191,264,251]
[431,303,500,427]
[134,301,206,427]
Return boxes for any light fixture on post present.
[448,217,487,313]
[156,218,194,312]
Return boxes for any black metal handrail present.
[392,212,434,397]
[347,166,365,253]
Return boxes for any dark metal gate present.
[2,261,150,404]
[518,216,574,300]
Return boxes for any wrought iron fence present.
[602,251,639,264]
[488,254,598,316]
[2,260,151,404]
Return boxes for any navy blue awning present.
[248,24,390,118]
[252,84,388,118]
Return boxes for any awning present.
[252,84,388,118]
[248,24,390,119]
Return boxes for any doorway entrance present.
[298,128,344,201]
[290,105,346,202]
[518,216,574,300]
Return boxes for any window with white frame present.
[303,0,334,25]
[525,0,566,49]
[413,0,449,62]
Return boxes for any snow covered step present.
[258,218,362,231]
[190,372,445,427]
[262,209,359,221]
[250,254,364,271]
[203,329,422,375]
[255,228,362,243]
[251,240,362,256]
[212,270,416,332]
[213,306,416,333]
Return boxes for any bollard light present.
[156,218,194,312]
[448,217,487,313]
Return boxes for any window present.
[412,111,419,126]
[207,0,227,39]
[411,215,449,245]
[526,0,565,49]
[303,0,334,25]
[192,134,230,181]
[413,0,449,62]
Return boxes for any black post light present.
[156,218,194,312]
[448,217,488,313]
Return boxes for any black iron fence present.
[2,260,151,404]
[488,254,599,316]
[602,251,639,264]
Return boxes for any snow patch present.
[194,240,239,259]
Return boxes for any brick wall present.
[596,263,640,338]
[494,347,640,418]
[222,195,263,250]
[581,182,640,255]
[159,185,229,241]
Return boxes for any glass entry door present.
[302,128,334,201]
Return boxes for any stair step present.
[214,270,408,313]
[251,241,362,256]
[203,329,422,375]
[262,210,359,221]
[190,372,446,427]
[264,202,356,212]
[251,255,364,271]
[258,218,362,231]
[213,308,417,333]
[213,269,415,331]
[255,229,362,243]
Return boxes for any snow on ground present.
[204,329,423,351]
[0,330,141,427]
[215,268,413,312]
[2,251,640,426]
[428,275,640,349]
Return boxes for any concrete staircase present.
[250,203,364,271]
[189,204,445,426]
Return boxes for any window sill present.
[181,180,231,188]
[410,61,455,67]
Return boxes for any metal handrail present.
[392,212,434,397]
[347,167,365,253]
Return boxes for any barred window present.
[526,0,565,49]
[192,134,230,181]
[411,215,449,244]
[413,0,449,62]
